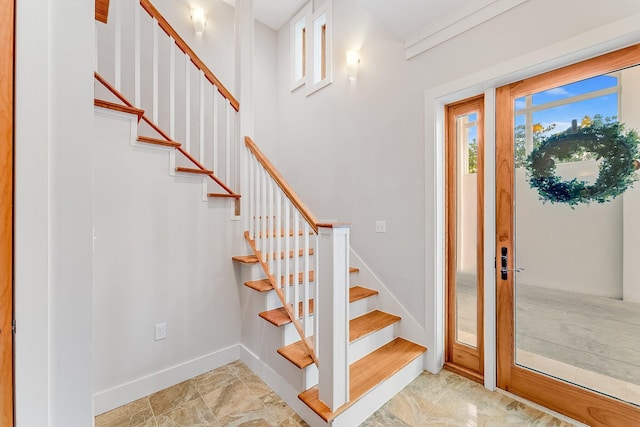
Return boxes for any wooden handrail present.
[140,0,239,111]
[245,136,319,233]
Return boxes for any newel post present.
[317,223,350,411]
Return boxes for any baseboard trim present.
[93,344,240,415]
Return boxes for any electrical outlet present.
[155,323,167,341]
[375,221,386,233]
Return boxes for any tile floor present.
[95,361,574,426]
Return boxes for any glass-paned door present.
[446,95,484,382]
[496,45,640,425]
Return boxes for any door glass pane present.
[456,112,478,348]
[513,67,640,407]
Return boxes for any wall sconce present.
[346,50,360,80]
[191,7,207,35]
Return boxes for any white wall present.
[92,111,242,413]
[15,0,95,425]
[276,0,427,327]
[273,0,640,371]
[253,19,279,159]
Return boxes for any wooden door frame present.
[0,0,14,425]
[444,95,485,383]
[496,44,640,426]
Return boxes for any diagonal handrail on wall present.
[94,71,239,198]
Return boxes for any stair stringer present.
[96,105,216,202]
[349,248,429,369]
[94,74,240,204]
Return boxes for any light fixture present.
[346,50,360,80]
[191,7,207,35]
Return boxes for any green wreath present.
[526,121,640,207]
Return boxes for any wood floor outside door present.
[0,0,14,425]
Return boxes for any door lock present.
[500,247,524,280]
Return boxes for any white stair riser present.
[349,324,396,364]
[349,297,374,319]
[281,316,316,347]
[303,364,319,390]
[265,283,316,310]
[239,262,265,284]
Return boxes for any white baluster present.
[293,214,300,318]
[314,231,320,351]
[254,158,260,243]
[248,154,255,240]
[114,0,122,91]
[152,19,158,123]
[276,190,282,294]
[303,222,310,337]
[261,168,267,263]
[212,88,219,174]
[185,54,191,152]
[169,39,175,139]
[254,159,261,248]
[268,180,274,278]
[134,4,140,107]
[284,201,291,304]
[199,71,205,163]
[225,102,232,184]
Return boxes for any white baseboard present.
[93,344,240,415]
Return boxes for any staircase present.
[95,1,427,425]
[233,138,427,426]
[233,229,426,425]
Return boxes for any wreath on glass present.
[525,121,640,207]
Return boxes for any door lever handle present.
[500,247,524,280]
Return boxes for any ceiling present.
[221,0,308,30]
[221,0,523,58]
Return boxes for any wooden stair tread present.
[259,299,315,327]
[298,338,427,422]
[176,166,213,175]
[94,99,144,120]
[137,135,181,148]
[278,287,380,369]
[232,249,315,264]
[277,340,313,369]
[349,266,359,273]
[349,286,378,303]
[246,270,316,292]
[350,310,400,342]
[232,254,259,264]
[207,193,241,199]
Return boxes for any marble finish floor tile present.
[96,361,574,426]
